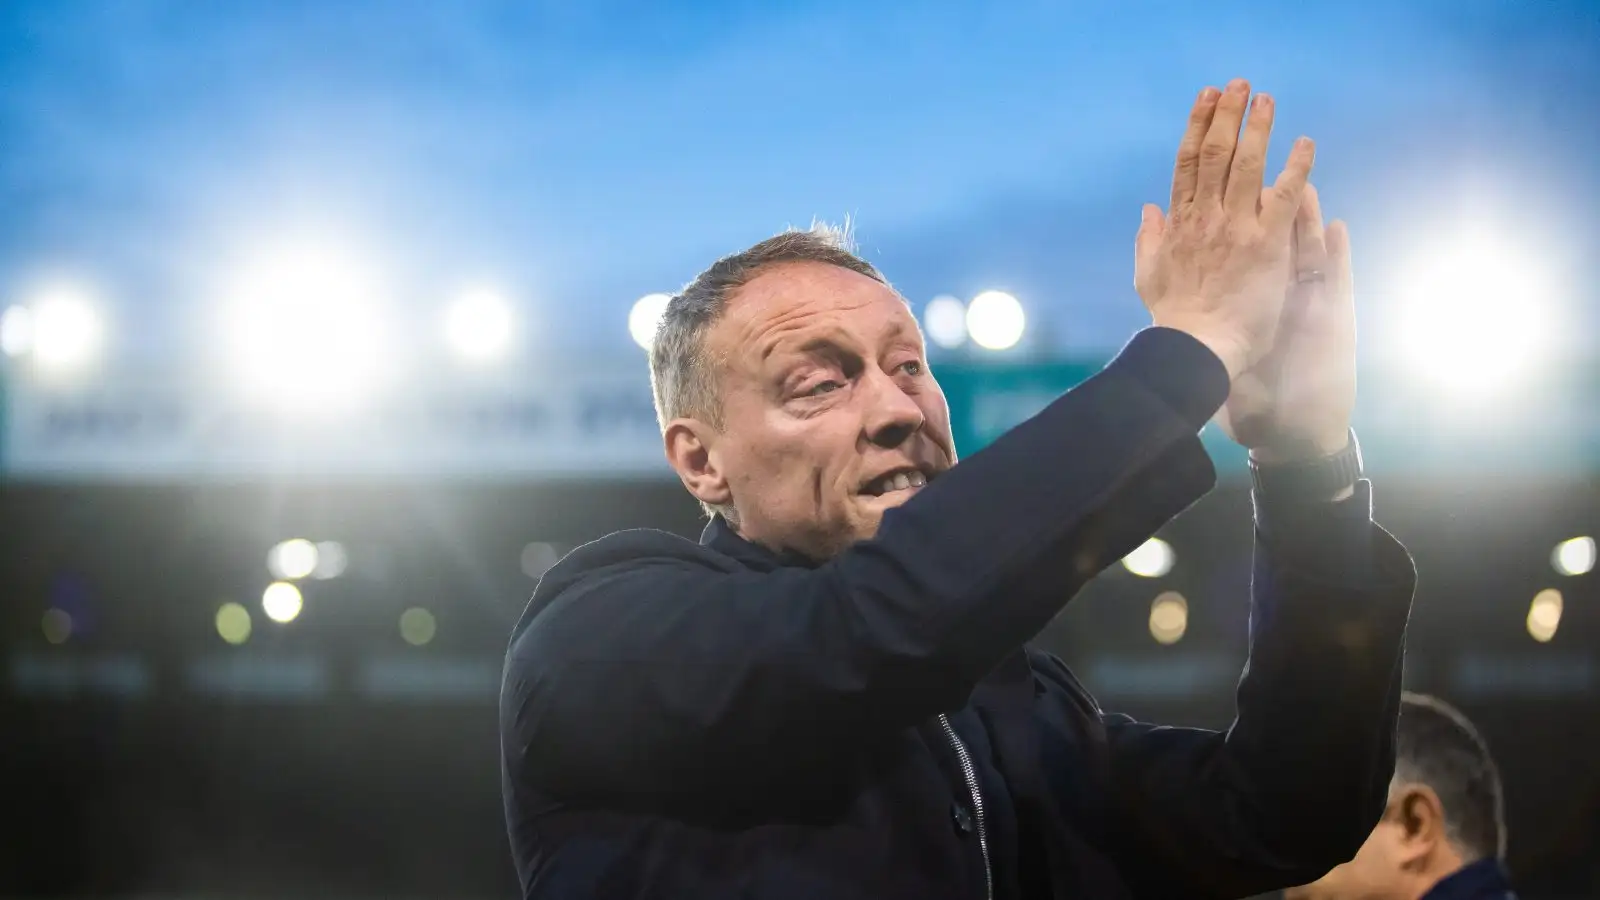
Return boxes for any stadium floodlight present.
[629,293,672,350]
[1122,537,1175,578]
[966,290,1025,351]
[224,244,389,415]
[1148,591,1188,645]
[444,286,514,363]
[923,295,968,349]
[14,284,105,371]
[1397,228,1555,395]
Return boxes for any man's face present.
[698,261,957,560]
[1283,818,1412,900]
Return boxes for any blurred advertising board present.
[1,356,1594,481]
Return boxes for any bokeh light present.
[1552,536,1596,577]
[41,608,73,644]
[28,284,105,371]
[966,290,1025,351]
[444,286,514,363]
[1527,588,1563,643]
[629,293,672,350]
[312,541,348,579]
[1149,591,1188,645]
[268,538,319,580]
[215,602,253,645]
[1122,537,1175,578]
[399,607,437,646]
[262,581,304,623]
[923,295,968,349]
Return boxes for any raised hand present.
[1222,184,1358,462]
[1134,79,1315,382]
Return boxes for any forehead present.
[711,261,914,365]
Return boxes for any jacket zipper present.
[938,713,992,900]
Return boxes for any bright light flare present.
[1149,591,1188,645]
[966,290,1025,351]
[924,295,968,349]
[262,581,304,623]
[1123,537,1175,578]
[444,286,514,363]
[7,284,106,371]
[1526,588,1563,643]
[1552,536,1595,577]
[629,293,672,350]
[1398,230,1556,394]
[224,245,389,414]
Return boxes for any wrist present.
[1151,318,1248,380]
[1248,428,1352,466]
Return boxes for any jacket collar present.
[700,515,823,572]
[1422,858,1516,900]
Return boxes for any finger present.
[1193,78,1251,205]
[1260,136,1315,233]
[1326,219,1355,313]
[1293,183,1329,281]
[1170,86,1222,210]
[1224,93,1274,217]
[1135,204,1165,288]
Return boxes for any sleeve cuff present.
[1108,327,1231,432]
[1253,479,1377,583]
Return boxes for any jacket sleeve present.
[1035,481,1416,898]
[502,327,1229,802]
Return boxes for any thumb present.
[1134,203,1165,284]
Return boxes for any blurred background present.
[2,1,1597,897]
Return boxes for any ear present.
[664,418,733,510]
[1392,783,1451,869]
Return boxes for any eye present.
[805,380,844,396]
[899,360,924,376]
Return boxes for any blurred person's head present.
[651,224,957,561]
[1283,693,1506,900]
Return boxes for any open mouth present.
[861,467,932,497]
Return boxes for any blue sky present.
[2,0,1596,362]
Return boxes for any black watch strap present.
[1249,429,1363,502]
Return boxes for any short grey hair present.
[648,222,888,521]
[1393,692,1507,861]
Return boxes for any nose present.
[861,368,925,449]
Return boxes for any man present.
[501,79,1417,898]
[1285,694,1515,900]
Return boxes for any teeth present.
[908,471,926,487]
[891,472,911,491]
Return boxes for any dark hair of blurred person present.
[1284,692,1513,900]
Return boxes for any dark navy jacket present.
[500,328,1417,899]
[1423,859,1519,900]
